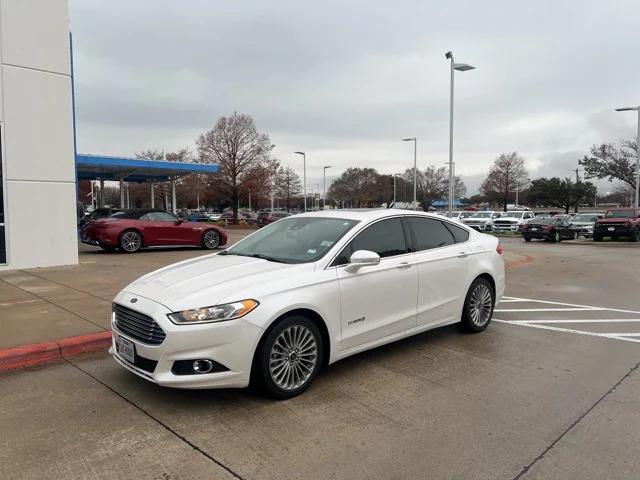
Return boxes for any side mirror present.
[346,250,380,271]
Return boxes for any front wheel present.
[593,234,602,242]
[631,229,640,243]
[524,236,532,242]
[551,231,561,243]
[461,278,494,333]
[255,316,323,399]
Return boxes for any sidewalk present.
[0,239,529,369]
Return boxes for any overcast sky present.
[70,0,640,194]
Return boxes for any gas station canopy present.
[76,154,218,182]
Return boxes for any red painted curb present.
[505,254,534,269]
[0,331,112,372]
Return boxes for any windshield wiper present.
[244,253,288,263]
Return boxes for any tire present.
[632,229,640,243]
[524,236,531,242]
[254,315,323,399]
[593,234,602,242]
[570,231,577,240]
[201,229,221,249]
[551,231,561,243]
[461,278,494,333]
[118,229,143,253]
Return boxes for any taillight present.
[496,243,504,255]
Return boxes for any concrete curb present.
[0,331,112,372]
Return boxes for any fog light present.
[193,359,214,374]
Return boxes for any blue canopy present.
[75,154,219,183]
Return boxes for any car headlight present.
[168,299,259,324]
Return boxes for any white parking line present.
[494,319,640,344]
[499,297,640,315]
[495,308,604,313]
[495,296,640,345]
[508,319,640,324]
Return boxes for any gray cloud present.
[70,0,640,193]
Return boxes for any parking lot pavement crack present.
[0,277,107,331]
[63,358,246,480]
[512,358,640,480]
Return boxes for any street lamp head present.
[445,51,452,60]
[402,137,416,142]
[454,63,475,72]
[323,165,332,170]
[294,151,305,155]
[615,107,640,112]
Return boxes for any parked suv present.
[493,210,535,232]
[593,208,640,242]
[569,213,603,238]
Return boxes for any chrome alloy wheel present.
[121,231,142,252]
[469,283,493,327]
[203,230,220,249]
[269,325,318,391]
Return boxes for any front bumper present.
[594,226,634,237]
[465,223,492,231]
[110,291,264,389]
[493,223,519,232]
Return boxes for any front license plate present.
[531,228,538,231]
[116,335,135,363]
[608,227,615,231]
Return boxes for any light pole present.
[393,173,401,207]
[294,151,307,212]
[445,51,475,216]
[323,166,332,210]
[615,106,640,209]
[402,137,417,209]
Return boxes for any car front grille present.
[113,304,166,346]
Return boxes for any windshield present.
[572,214,598,222]
[459,212,475,218]
[224,217,359,264]
[471,212,492,218]
[605,209,635,218]
[504,212,525,219]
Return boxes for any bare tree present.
[481,152,529,211]
[196,113,273,223]
[403,166,466,210]
[276,166,302,212]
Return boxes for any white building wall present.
[0,0,78,269]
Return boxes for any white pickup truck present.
[492,211,536,232]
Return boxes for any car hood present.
[570,221,595,226]
[597,218,634,224]
[465,218,492,223]
[121,254,299,311]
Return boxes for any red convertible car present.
[81,209,227,253]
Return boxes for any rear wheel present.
[631,229,640,243]
[524,236,531,242]
[461,278,494,333]
[255,315,323,399]
[118,230,142,253]
[551,231,561,243]
[201,229,221,249]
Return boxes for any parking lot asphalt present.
[1,236,639,479]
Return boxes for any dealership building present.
[0,0,77,270]
[0,0,217,271]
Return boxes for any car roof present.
[112,208,171,219]
[294,208,462,222]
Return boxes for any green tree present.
[275,166,302,212]
[580,140,638,192]
[528,177,598,213]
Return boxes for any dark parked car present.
[257,211,291,227]
[81,209,227,253]
[593,208,640,242]
[521,217,577,242]
[79,207,121,228]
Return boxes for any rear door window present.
[405,217,455,251]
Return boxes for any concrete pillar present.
[171,177,177,214]
[99,179,105,207]
[150,183,155,208]
[119,178,125,208]
[126,184,130,209]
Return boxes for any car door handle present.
[396,262,412,269]
[457,251,469,258]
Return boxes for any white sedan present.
[110,210,505,399]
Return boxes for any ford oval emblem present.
[130,298,138,304]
